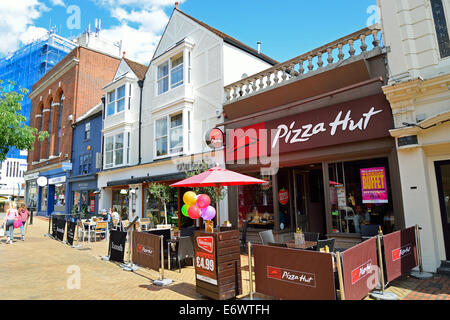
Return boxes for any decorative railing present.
[224,24,382,103]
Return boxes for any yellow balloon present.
[183,191,197,206]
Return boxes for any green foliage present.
[147,182,172,204]
[184,161,226,205]
[71,204,79,218]
[0,80,48,161]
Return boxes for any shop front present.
[68,177,98,218]
[224,90,404,247]
[37,171,69,216]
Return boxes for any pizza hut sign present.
[392,244,412,262]
[137,244,154,256]
[351,260,373,285]
[278,188,289,205]
[197,236,214,254]
[267,266,316,288]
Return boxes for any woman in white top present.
[3,201,19,244]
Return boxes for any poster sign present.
[253,245,336,300]
[132,231,161,272]
[51,215,57,238]
[90,199,95,213]
[360,167,388,204]
[278,188,289,205]
[66,221,76,246]
[336,185,346,209]
[341,237,379,300]
[109,230,128,263]
[194,234,218,285]
[383,227,418,282]
[56,218,66,241]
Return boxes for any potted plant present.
[148,182,172,225]
[81,204,88,220]
[71,204,79,222]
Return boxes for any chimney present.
[175,2,179,9]
[257,41,261,54]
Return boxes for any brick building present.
[26,46,120,216]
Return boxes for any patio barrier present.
[132,231,161,272]
[109,230,127,263]
[66,221,76,246]
[56,217,66,242]
[339,236,379,300]
[250,243,336,300]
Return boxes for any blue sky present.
[1,0,378,64]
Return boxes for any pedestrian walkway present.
[0,213,448,300]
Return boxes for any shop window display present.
[41,186,47,212]
[238,173,274,229]
[54,184,66,212]
[328,157,394,234]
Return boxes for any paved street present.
[0,213,448,300]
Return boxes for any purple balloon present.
[201,206,216,221]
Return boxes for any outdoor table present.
[286,240,317,250]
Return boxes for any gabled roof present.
[169,9,278,66]
[74,103,102,124]
[123,57,148,80]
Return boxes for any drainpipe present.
[101,95,105,171]
[138,79,144,165]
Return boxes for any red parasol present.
[170,165,267,230]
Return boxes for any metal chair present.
[316,238,335,252]
[180,225,195,237]
[139,218,151,231]
[171,236,194,273]
[259,229,275,245]
[77,220,92,242]
[240,220,249,251]
[93,221,107,242]
[304,232,320,242]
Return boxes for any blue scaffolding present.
[0,30,76,159]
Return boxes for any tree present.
[147,182,172,225]
[0,80,48,162]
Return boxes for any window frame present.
[156,53,184,96]
[430,0,450,59]
[106,83,128,117]
[103,131,130,169]
[154,113,184,159]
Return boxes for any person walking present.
[18,203,30,241]
[3,201,19,244]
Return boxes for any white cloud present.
[97,0,184,63]
[50,0,66,7]
[0,0,50,55]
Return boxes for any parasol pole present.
[216,184,220,232]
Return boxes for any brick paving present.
[0,213,448,300]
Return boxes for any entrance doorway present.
[435,160,450,260]
[293,164,325,235]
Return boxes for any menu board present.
[194,234,218,285]
[360,167,388,204]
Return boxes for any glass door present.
[293,170,308,231]
[435,160,450,260]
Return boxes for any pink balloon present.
[201,206,216,221]
[196,194,211,209]
[188,205,202,219]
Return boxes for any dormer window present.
[106,84,127,116]
[157,53,184,95]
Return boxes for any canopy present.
[170,166,267,187]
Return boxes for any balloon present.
[181,204,190,217]
[196,194,211,209]
[201,206,216,221]
[188,205,202,219]
[183,191,197,206]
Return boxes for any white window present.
[84,122,90,140]
[104,132,129,168]
[106,84,127,116]
[157,53,184,95]
[155,113,183,158]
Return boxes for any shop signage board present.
[205,128,224,149]
[360,167,388,204]
[382,227,418,282]
[66,221,76,246]
[253,244,336,300]
[194,230,242,300]
[56,218,66,242]
[132,231,161,272]
[278,188,289,205]
[341,237,379,300]
[225,94,393,161]
[109,230,128,263]
[49,176,66,185]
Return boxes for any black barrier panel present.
[109,230,127,263]
[66,221,76,246]
[56,218,66,242]
[51,216,57,238]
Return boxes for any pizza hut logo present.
[351,260,373,285]
[267,266,316,287]
[137,244,153,256]
[278,189,289,205]
[197,236,214,254]
[392,244,412,262]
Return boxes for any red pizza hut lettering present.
[351,260,373,285]
[272,107,383,148]
[137,244,153,256]
[278,189,289,205]
[267,266,316,287]
[392,245,412,262]
[197,236,214,254]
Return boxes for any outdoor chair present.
[139,218,151,231]
[171,236,195,273]
[360,224,380,241]
[180,225,195,237]
[304,232,320,242]
[259,229,275,245]
[316,238,335,252]
[147,229,171,267]
[93,222,108,242]
[77,220,92,242]
[240,220,249,251]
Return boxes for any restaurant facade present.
[221,25,405,247]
